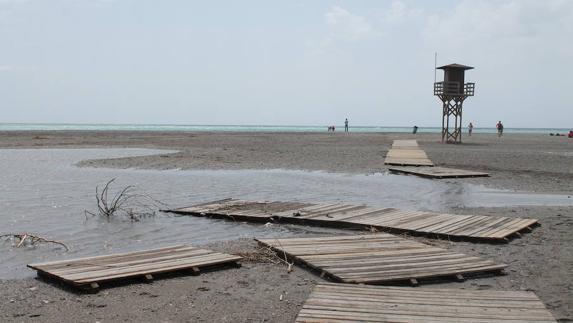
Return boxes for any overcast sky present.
[1,0,572,127]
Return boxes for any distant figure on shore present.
[568,130,573,138]
[496,121,504,137]
[468,122,474,136]
[412,125,418,134]
[327,125,335,132]
[344,118,349,132]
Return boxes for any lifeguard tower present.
[434,63,475,143]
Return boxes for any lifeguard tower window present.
[434,63,475,97]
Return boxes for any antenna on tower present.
[434,52,437,82]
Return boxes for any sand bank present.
[1,131,571,192]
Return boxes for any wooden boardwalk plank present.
[392,140,419,147]
[385,140,434,166]
[167,199,538,242]
[28,245,242,290]
[390,166,490,178]
[257,234,506,285]
[384,158,434,167]
[295,283,557,323]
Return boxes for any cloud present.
[324,5,373,41]
[308,5,378,56]
[424,0,573,41]
[0,65,13,71]
[382,0,422,23]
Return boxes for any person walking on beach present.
[344,118,349,132]
[468,122,474,136]
[496,121,504,137]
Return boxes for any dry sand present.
[0,131,572,322]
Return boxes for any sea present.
[0,123,569,134]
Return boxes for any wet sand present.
[1,131,571,192]
[0,131,572,322]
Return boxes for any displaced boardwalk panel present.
[257,234,506,284]
[168,199,538,242]
[385,140,434,166]
[28,245,242,290]
[390,166,490,178]
[296,283,557,323]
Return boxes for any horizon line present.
[0,122,569,130]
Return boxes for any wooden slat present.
[389,166,490,178]
[384,140,434,166]
[167,200,538,242]
[384,158,434,166]
[44,248,213,275]
[392,140,419,147]
[257,234,506,285]
[28,245,242,290]
[386,151,429,158]
[28,245,189,268]
[295,283,557,323]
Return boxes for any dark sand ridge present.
[0,131,572,322]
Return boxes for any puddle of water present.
[0,148,571,279]
[458,186,573,207]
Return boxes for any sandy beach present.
[0,131,572,322]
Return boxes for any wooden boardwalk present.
[296,283,557,323]
[384,140,434,166]
[390,166,490,178]
[28,245,242,290]
[257,234,506,285]
[168,199,538,242]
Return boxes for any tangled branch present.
[0,233,69,251]
[274,239,294,273]
[236,245,294,272]
[235,247,284,264]
[85,178,166,222]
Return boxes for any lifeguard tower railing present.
[434,82,475,97]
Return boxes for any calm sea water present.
[1,148,572,279]
[0,123,569,134]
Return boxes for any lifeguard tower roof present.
[437,63,474,70]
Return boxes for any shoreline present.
[1,124,571,134]
[1,131,571,192]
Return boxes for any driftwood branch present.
[274,239,294,273]
[0,233,69,251]
[236,245,294,272]
[235,247,283,264]
[85,178,167,222]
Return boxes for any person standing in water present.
[468,122,474,136]
[344,118,349,132]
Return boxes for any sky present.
[0,0,572,128]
